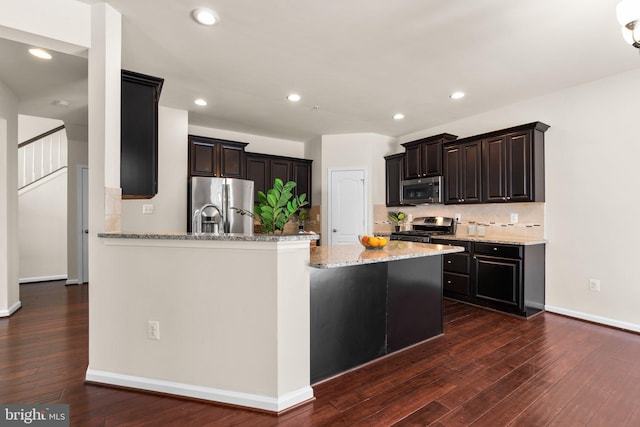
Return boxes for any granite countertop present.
[432,234,547,246]
[97,232,320,242]
[310,240,464,269]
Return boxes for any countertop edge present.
[432,234,547,246]
[97,232,320,242]
[310,245,464,269]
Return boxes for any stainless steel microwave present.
[401,176,443,205]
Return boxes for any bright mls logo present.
[0,405,69,426]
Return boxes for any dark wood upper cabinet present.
[292,160,312,203]
[188,135,248,178]
[120,70,164,199]
[245,153,312,205]
[443,140,482,204]
[481,122,549,203]
[385,153,404,207]
[401,133,457,179]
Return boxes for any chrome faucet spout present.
[193,203,223,235]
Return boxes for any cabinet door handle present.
[493,247,498,251]
[506,196,511,200]
[447,260,452,264]
[447,280,452,284]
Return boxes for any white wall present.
[122,107,188,232]
[304,136,323,205]
[188,124,305,158]
[396,68,640,331]
[318,133,396,242]
[0,0,90,55]
[18,115,64,143]
[0,77,20,316]
[18,169,67,282]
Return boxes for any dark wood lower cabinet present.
[433,239,545,317]
[474,255,522,309]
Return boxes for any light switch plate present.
[510,213,518,224]
[142,204,154,214]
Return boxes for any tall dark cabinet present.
[385,153,404,207]
[120,70,164,199]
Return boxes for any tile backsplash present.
[374,202,545,239]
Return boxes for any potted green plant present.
[388,211,406,231]
[292,208,310,233]
[234,178,308,234]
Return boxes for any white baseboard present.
[19,275,67,284]
[0,301,22,317]
[65,279,80,285]
[85,369,314,412]
[545,305,640,333]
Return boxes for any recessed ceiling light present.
[52,99,70,107]
[450,91,465,100]
[29,48,52,60]
[393,113,405,120]
[194,98,207,106]
[287,93,301,102]
[192,8,217,26]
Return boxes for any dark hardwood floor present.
[2,281,640,426]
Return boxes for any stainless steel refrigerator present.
[188,177,254,234]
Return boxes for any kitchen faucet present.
[192,203,223,234]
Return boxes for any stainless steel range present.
[390,216,457,243]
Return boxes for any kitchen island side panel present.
[387,256,443,352]
[310,263,387,384]
[310,254,445,383]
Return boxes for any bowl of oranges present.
[358,234,388,250]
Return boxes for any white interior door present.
[329,169,366,245]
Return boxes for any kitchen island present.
[89,233,459,412]
[309,241,464,382]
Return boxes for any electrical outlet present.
[510,213,518,224]
[142,204,154,215]
[147,320,160,340]
[589,279,601,292]
[455,213,461,222]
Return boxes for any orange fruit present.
[378,237,387,247]
[368,236,380,247]
[361,235,369,245]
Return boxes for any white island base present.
[88,233,317,412]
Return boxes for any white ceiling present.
[2,0,640,141]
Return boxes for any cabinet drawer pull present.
[493,247,498,251]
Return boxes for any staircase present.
[18,125,68,190]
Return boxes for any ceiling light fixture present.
[393,113,405,120]
[29,48,52,60]
[194,98,207,106]
[450,91,465,100]
[617,0,640,49]
[192,8,217,26]
[287,94,301,102]
[52,99,70,108]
